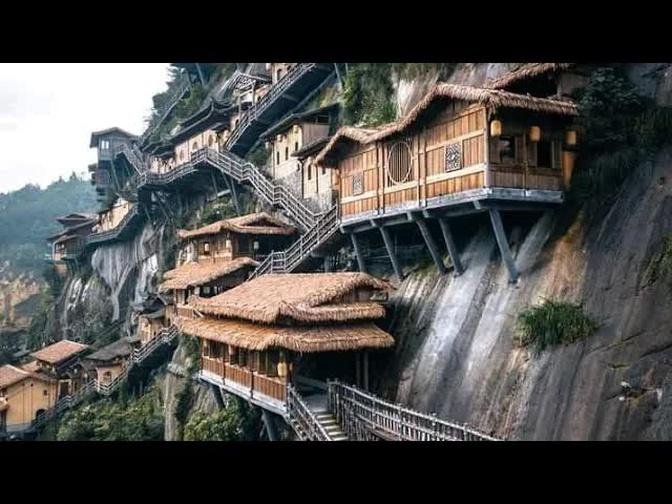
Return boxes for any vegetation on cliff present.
[515,300,599,354]
[56,387,164,441]
[183,397,261,441]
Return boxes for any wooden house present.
[159,212,296,321]
[89,127,138,201]
[260,104,339,210]
[267,63,297,84]
[46,213,97,272]
[315,83,579,282]
[85,337,141,387]
[0,364,58,435]
[180,272,394,414]
[136,298,169,345]
[94,197,133,233]
[26,340,89,399]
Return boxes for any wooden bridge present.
[224,63,334,156]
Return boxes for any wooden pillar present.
[323,256,332,272]
[488,209,519,283]
[262,410,279,441]
[414,215,447,274]
[363,351,369,391]
[355,353,361,387]
[379,225,404,281]
[349,233,367,274]
[211,383,225,409]
[438,218,464,276]
[226,175,241,215]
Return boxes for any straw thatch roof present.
[179,317,394,352]
[177,212,295,240]
[315,83,578,164]
[30,340,89,365]
[485,63,574,90]
[188,272,392,324]
[159,257,258,292]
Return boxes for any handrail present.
[286,384,332,441]
[140,73,191,146]
[85,204,141,246]
[327,381,500,442]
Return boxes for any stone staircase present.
[313,409,348,441]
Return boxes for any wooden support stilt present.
[227,175,241,215]
[211,383,224,409]
[262,410,279,441]
[355,353,361,388]
[488,209,519,283]
[363,351,369,391]
[379,226,404,281]
[324,256,332,272]
[349,233,367,273]
[438,218,464,276]
[414,215,447,274]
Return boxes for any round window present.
[386,141,413,184]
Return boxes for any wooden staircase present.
[313,410,348,441]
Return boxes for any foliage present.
[515,300,599,355]
[342,64,396,126]
[57,388,164,441]
[645,235,672,291]
[183,397,261,441]
[200,199,237,226]
[173,381,194,436]
[571,67,672,205]
[247,144,271,169]
[0,174,97,275]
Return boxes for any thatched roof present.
[188,272,392,324]
[177,212,296,240]
[485,63,574,90]
[159,257,258,292]
[315,83,578,164]
[31,340,89,365]
[179,317,394,353]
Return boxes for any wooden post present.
[262,410,279,441]
[438,218,464,276]
[355,353,361,388]
[379,225,404,281]
[413,215,447,274]
[223,175,241,215]
[363,351,369,391]
[349,233,367,273]
[488,209,519,283]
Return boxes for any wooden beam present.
[261,409,279,441]
[488,209,519,283]
[363,351,369,391]
[413,215,447,274]
[349,233,367,273]
[438,218,464,276]
[224,175,241,215]
[379,225,404,281]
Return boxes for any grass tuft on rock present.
[515,300,598,354]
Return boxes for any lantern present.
[277,361,287,378]
[490,120,502,137]
[264,141,271,150]
[529,126,541,143]
[253,240,259,251]
[225,239,232,249]
[565,130,577,146]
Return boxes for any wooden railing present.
[286,384,332,441]
[225,63,317,152]
[202,357,224,377]
[327,381,500,441]
[31,379,96,429]
[253,373,286,402]
[85,204,142,247]
[224,363,252,388]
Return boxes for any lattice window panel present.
[387,141,413,184]
[445,142,462,172]
[352,173,364,196]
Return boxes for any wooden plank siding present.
[332,103,567,221]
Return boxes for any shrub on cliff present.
[515,300,598,354]
[183,397,260,441]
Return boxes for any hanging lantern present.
[277,361,287,378]
[253,240,259,251]
[225,239,232,249]
[529,126,541,143]
[490,120,502,137]
[565,130,577,146]
[264,141,271,150]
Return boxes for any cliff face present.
[382,150,672,440]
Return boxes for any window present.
[386,141,412,184]
[192,141,199,151]
[497,136,517,164]
[208,135,214,147]
[100,139,110,150]
[276,151,280,165]
[285,146,289,161]
[202,285,211,295]
[294,141,298,152]
[352,173,363,195]
[203,242,210,255]
[307,164,312,181]
[43,389,48,397]
[445,143,462,172]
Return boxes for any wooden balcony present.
[200,357,287,415]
